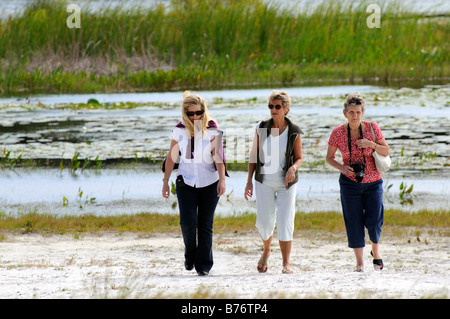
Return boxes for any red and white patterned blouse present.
[328,121,384,183]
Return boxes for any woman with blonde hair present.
[245,90,303,274]
[162,91,227,276]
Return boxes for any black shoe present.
[373,259,384,270]
[197,270,209,276]
[185,261,194,271]
[370,251,384,270]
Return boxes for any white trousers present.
[255,180,297,241]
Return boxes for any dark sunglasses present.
[348,100,362,105]
[186,110,204,116]
[268,104,282,110]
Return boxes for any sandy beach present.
[0,229,448,299]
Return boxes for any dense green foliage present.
[0,0,448,95]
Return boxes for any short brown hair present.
[344,93,366,113]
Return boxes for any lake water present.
[0,84,448,216]
[1,85,384,105]
[0,168,448,216]
[1,1,448,217]
[0,84,448,165]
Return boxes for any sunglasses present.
[268,104,282,110]
[186,110,204,116]
[348,100,362,105]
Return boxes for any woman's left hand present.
[284,166,296,187]
[217,179,226,197]
[356,138,375,149]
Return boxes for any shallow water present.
[0,168,448,217]
[0,85,384,105]
[0,85,448,168]
[0,84,448,216]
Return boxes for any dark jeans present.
[339,174,384,249]
[176,177,220,273]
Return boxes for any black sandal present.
[370,251,384,270]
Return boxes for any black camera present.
[351,163,365,183]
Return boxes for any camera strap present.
[347,123,366,166]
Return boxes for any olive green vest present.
[254,117,303,189]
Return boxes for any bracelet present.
[162,178,169,183]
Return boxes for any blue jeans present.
[176,177,220,273]
[339,174,384,249]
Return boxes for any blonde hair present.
[181,91,215,136]
[268,90,291,115]
[344,93,366,113]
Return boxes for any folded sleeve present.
[328,126,341,148]
[170,127,184,143]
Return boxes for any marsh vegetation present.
[0,0,448,96]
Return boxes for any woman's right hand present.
[162,182,170,198]
[244,181,253,200]
[341,165,355,177]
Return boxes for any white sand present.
[0,230,448,299]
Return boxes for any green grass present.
[0,0,448,96]
[0,209,448,236]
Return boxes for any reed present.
[0,0,448,96]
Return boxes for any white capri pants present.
[255,180,297,241]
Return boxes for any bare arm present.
[284,135,303,187]
[211,135,226,197]
[245,130,258,200]
[162,139,180,198]
[356,137,390,156]
[326,144,355,178]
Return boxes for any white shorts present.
[255,180,297,241]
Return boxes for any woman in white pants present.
[245,90,303,274]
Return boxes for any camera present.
[351,163,365,182]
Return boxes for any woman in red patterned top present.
[326,93,390,272]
